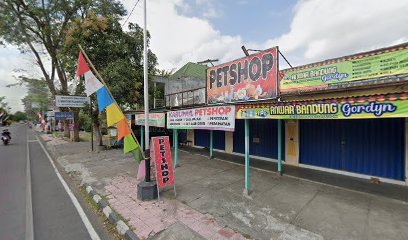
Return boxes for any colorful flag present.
[96,87,113,112]
[117,118,131,140]
[75,51,90,77]
[124,135,138,153]
[106,104,125,126]
[84,71,104,96]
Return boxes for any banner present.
[55,95,90,108]
[280,44,408,94]
[135,113,166,128]
[236,93,408,120]
[207,47,278,104]
[151,136,175,188]
[167,105,236,131]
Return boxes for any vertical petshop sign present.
[207,47,278,104]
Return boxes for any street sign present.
[55,95,90,108]
[55,112,74,120]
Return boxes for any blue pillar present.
[245,119,250,194]
[210,130,213,159]
[278,119,282,174]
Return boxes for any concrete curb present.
[85,185,140,240]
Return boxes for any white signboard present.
[167,105,236,131]
[55,95,90,108]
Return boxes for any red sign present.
[207,47,278,104]
[151,136,175,188]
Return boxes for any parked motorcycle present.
[2,129,11,145]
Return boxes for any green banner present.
[135,113,166,128]
[236,93,408,120]
[280,45,408,93]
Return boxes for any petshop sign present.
[207,47,278,104]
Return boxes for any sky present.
[1,0,408,112]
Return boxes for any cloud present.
[265,0,408,67]
[122,0,243,70]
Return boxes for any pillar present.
[187,129,195,146]
[141,126,144,150]
[174,129,179,167]
[278,119,282,174]
[405,118,408,186]
[245,119,250,194]
[210,130,214,159]
[225,131,234,154]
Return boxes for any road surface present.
[0,124,111,240]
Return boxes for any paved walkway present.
[42,134,408,240]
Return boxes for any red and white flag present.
[75,51,104,96]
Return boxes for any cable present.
[122,0,141,27]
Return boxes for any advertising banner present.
[236,93,408,120]
[55,112,74,120]
[151,136,175,188]
[207,47,278,104]
[280,44,408,94]
[55,95,90,108]
[167,105,236,131]
[135,113,166,128]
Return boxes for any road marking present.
[35,135,101,240]
[26,133,34,240]
[27,140,38,143]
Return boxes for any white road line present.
[26,133,34,240]
[35,135,101,240]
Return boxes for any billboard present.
[167,105,235,131]
[280,44,408,94]
[134,113,166,128]
[207,47,278,104]
[55,95,90,108]
[151,136,175,188]
[236,93,408,120]
[55,112,74,120]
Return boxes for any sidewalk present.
[42,134,408,240]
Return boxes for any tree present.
[0,0,125,141]
[10,111,27,121]
[63,13,157,145]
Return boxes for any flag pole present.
[143,0,151,183]
[78,44,145,159]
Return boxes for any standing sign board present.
[55,95,90,108]
[167,105,236,131]
[150,136,176,200]
[207,47,278,104]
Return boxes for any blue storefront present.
[194,129,226,150]
[300,118,405,181]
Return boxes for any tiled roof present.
[170,62,208,80]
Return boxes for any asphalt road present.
[0,124,111,240]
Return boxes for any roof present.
[170,62,208,80]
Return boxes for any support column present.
[225,131,233,154]
[141,126,144,150]
[174,129,179,167]
[278,119,282,175]
[210,130,214,159]
[245,119,250,194]
[285,120,299,166]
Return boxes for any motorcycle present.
[2,129,11,145]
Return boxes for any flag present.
[117,118,131,141]
[106,104,124,126]
[75,51,90,77]
[84,71,104,96]
[124,135,138,153]
[96,87,113,112]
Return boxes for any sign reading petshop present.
[207,47,278,104]
[167,106,236,131]
[151,136,175,188]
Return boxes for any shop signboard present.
[280,44,408,94]
[167,105,235,131]
[207,47,278,104]
[55,95,90,108]
[151,136,175,188]
[135,113,166,128]
[55,112,74,120]
[236,93,408,120]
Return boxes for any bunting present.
[75,50,143,161]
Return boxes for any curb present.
[85,185,140,240]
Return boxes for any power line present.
[122,0,141,28]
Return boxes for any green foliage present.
[10,111,27,121]
[79,110,92,132]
